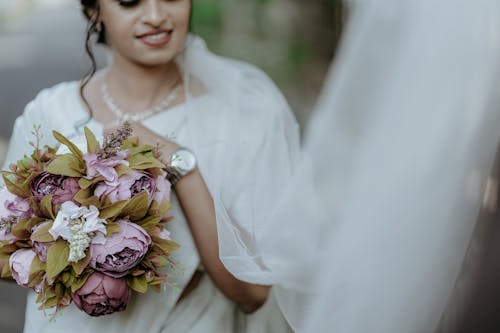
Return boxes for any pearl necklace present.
[101,79,181,124]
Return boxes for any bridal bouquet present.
[0,123,179,317]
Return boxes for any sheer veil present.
[220,0,500,332]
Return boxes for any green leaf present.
[121,191,149,221]
[129,145,154,156]
[153,238,180,255]
[40,195,54,219]
[136,215,162,232]
[0,254,11,278]
[1,173,28,198]
[127,275,148,294]
[15,158,31,176]
[60,271,74,287]
[42,296,58,309]
[28,256,46,288]
[137,215,162,226]
[158,199,172,217]
[148,199,172,217]
[78,176,104,190]
[46,155,84,177]
[12,217,44,240]
[71,269,92,293]
[106,222,121,236]
[29,255,45,275]
[53,131,83,159]
[71,249,91,276]
[127,154,165,170]
[30,221,54,242]
[84,127,99,154]
[121,137,139,149]
[0,242,18,255]
[46,239,70,280]
[116,164,133,177]
[73,188,100,208]
[100,200,129,220]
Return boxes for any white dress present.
[4,46,297,332]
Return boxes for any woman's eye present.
[118,0,141,8]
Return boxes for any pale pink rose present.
[0,188,32,243]
[72,272,130,317]
[90,220,151,278]
[30,173,80,206]
[52,178,80,206]
[9,249,37,287]
[83,151,130,186]
[5,198,31,218]
[153,175,171,204]
[94,171,143,203]
[94,171,164,204]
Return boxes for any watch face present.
[171,149,197,176]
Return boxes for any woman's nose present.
[142,0,166,27]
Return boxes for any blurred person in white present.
[3,0,299,332]
[240,0,500,332]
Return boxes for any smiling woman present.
[3,0,298,332]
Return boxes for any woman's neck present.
[106,53,180,114]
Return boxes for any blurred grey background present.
[0,0,339,332]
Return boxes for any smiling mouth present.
[138,30,173,47]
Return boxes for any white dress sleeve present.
[2,91,58,171]
[210,62,301,285]
[178,35,302,285]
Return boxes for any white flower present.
[49,202,107,262]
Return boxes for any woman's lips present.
[138,30,173,47]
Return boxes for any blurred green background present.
[190,0,344,125]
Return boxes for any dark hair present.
[79,0,103,120]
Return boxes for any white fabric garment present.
[3,35,296,333]
[248,0,500,332]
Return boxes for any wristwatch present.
[165,148,197,186]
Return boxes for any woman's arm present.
[128,121,270,313]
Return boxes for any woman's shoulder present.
[20,80,83,128]
[226,59,298,134]
[27,80,80,112]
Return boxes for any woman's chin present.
[134,50,179,67]
[132,53,178,68]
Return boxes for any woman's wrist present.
[164,147,198,187]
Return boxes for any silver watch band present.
[165,148,197,186]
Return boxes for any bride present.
[3,0,298,332]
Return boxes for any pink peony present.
[153,174,171,204]
[83,151,130,186]
[94,171,167,204]
[30,173,80,206]
[31,221,54,262]
[0,188,32,243]
[158,227,171,241]
[72,272,130,317]
[9,249,37,287]
[90,220,151,278]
